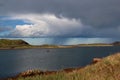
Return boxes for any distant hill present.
[112,41,120,46]
[0,39,29,47]
[0,39,120,49]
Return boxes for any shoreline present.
[5,57,94,80]
[0,39,118,50]
[0,44,113,50]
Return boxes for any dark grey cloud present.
[0,0,120,27]
[0,0,120,37]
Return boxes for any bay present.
[0,46,120,78]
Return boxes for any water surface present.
[0,46,120,78]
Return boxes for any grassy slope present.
[0,39,30,48]
[9,53,120,80]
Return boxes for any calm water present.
[0,46,120,78]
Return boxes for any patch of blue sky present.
[0,16,31,28]
[0,16,9,19]
[0,32,9,36]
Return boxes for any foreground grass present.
[8,53,120,80]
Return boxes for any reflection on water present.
[0,46,120,78]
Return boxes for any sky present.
[0,0,120,38]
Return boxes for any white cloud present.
[2,14,120,38]
[8,14,90,37]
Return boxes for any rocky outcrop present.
[92,58,102,64]
[14,68,81,78]
[17,70,58,78]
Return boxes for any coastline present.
[0,39,117,50]
[0,45,113,50]
[0,44,113,50]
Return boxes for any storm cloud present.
[0,0,120,37]
[6,14,92,37]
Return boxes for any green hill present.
[9,53,120,80]
[0,39,29,48]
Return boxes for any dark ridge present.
[112,41,120,46]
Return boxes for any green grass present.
[8,53,120,80]
[0,39,29,49]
